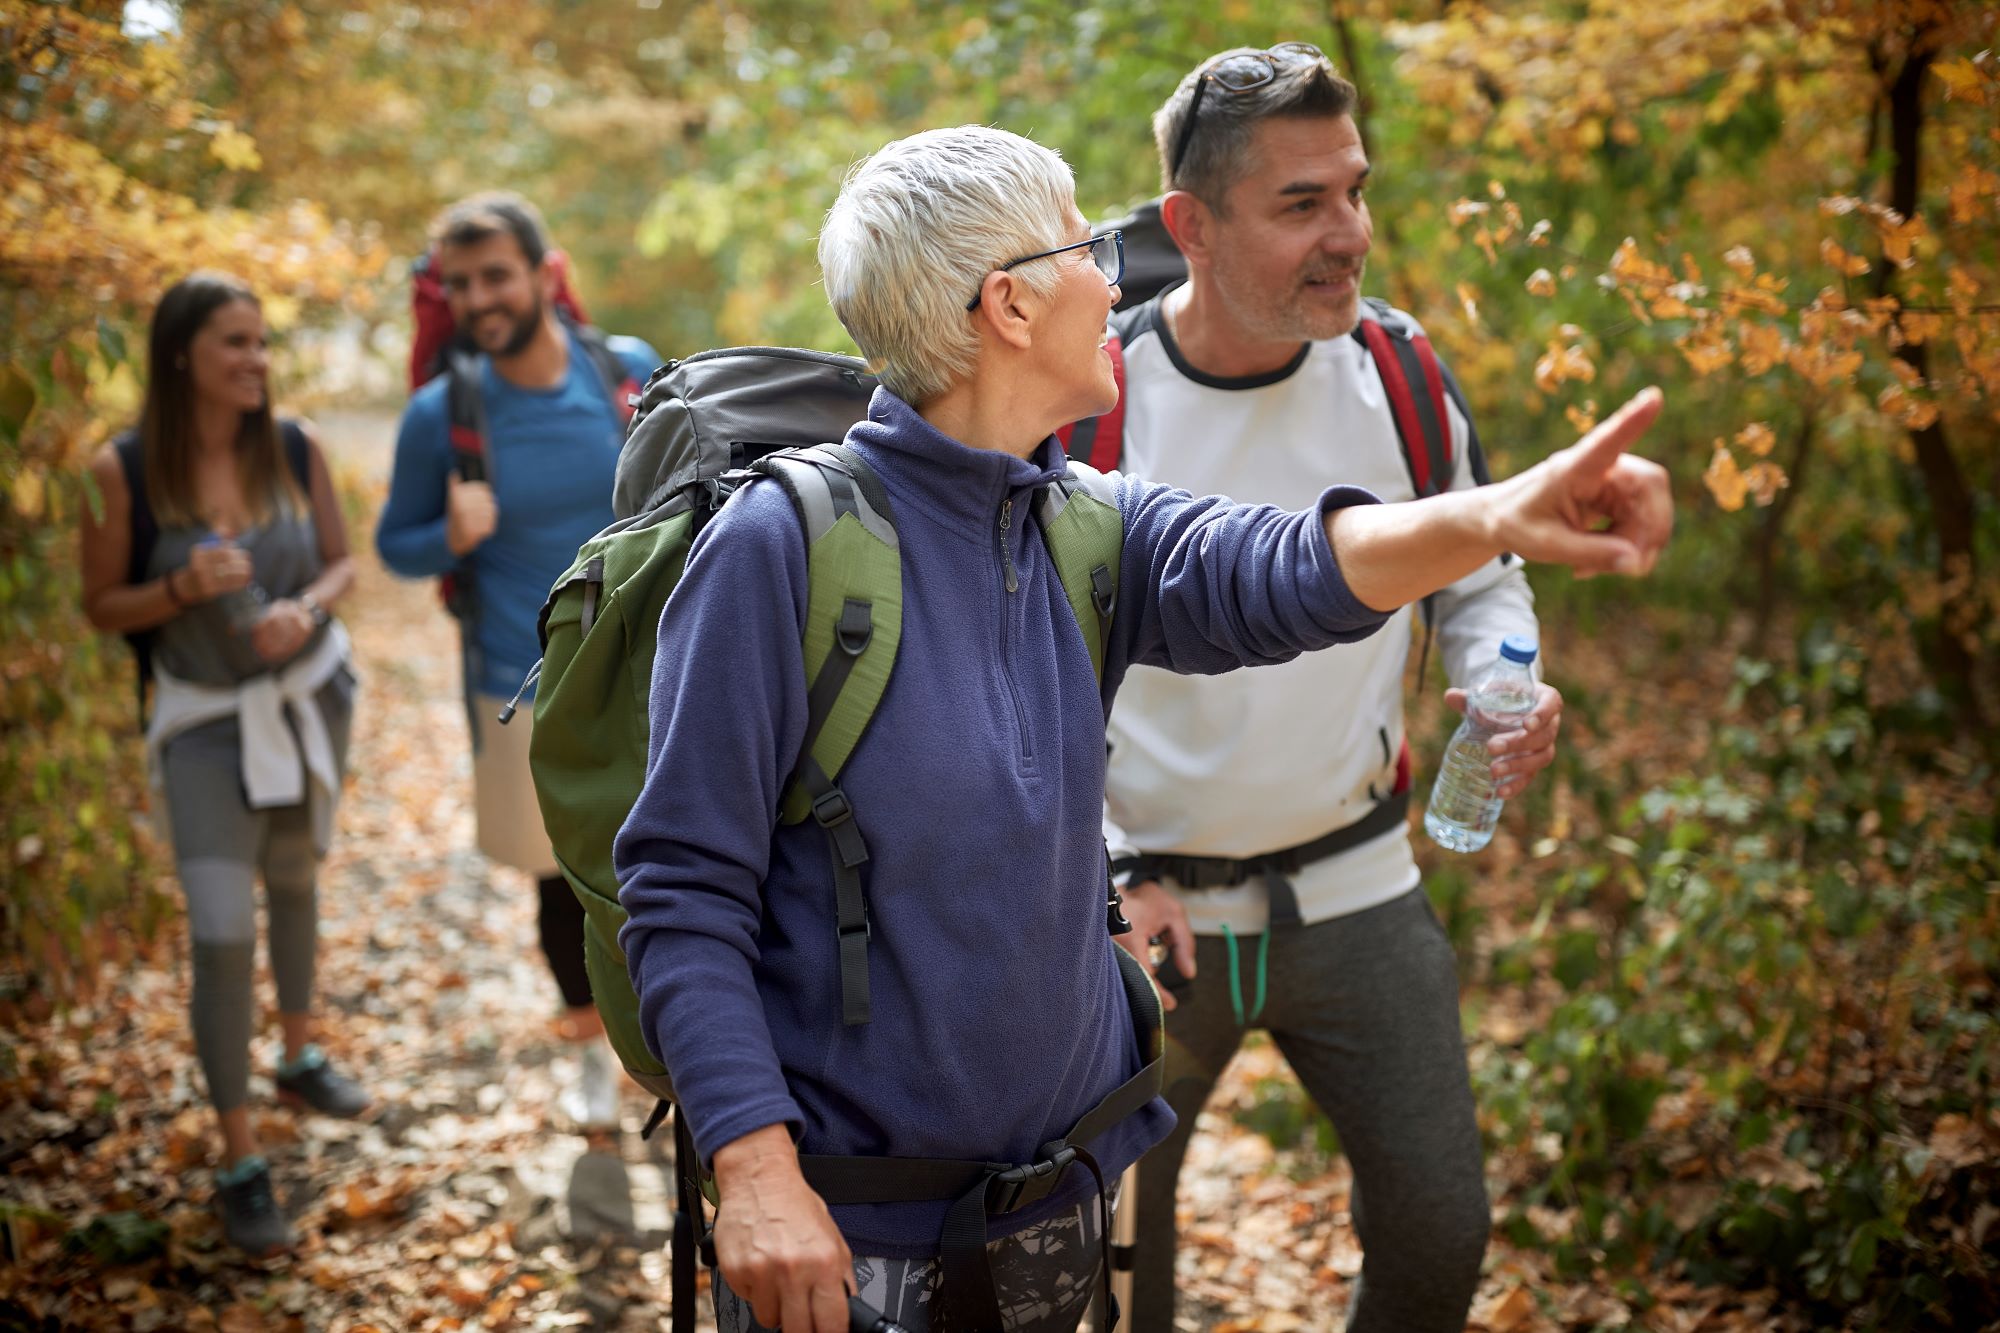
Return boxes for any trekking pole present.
[1111,1162,1137,1323]
[849,1294,907,1333]
[1086,1162,1140,1331]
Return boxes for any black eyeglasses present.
[1168,42,1330,183]
[965,231,1125,312]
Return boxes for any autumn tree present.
[0,0,385,997]
[1392,0,1999,722]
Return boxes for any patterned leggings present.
[713,1187,1114,1333]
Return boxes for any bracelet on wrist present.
[298,592,330,628]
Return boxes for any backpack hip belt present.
[1112,789,1412,930]
[723,943,1163,1333]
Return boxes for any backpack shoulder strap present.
[1352,298,1467,685]
[114,432,155,587]
[278,419,313,493]
[1034,461,1123,686]
[1351,298,1453,499]
[572,323,642,429]
[754,442,902,1027]
[443,350,490,484]
[113,432,157,720]
[1058,302,1150,473]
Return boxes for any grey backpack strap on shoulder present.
[749,443,902,1028]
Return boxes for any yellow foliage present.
[1735,422,1777,457]
[1535,340,1596,392]
[1703,443,1748,511]
[1932,57,1990,104]
[1878,384,1943,431]
[1737,321,1789,375]
[1819,237,1871,278]
[1743,460,1789,505]
[1456,282,1482,325]
[1678,327,1735,376]
[208,124,264,172]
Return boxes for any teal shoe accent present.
[277,1044,325,1078]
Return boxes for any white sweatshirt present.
[1103,295,1540,934]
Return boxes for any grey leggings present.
[714,1186,1114,1333]
[160,676,351,1114]
[1131,887,1489,1333]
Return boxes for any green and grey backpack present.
[510,346,1159,1332]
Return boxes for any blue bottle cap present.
[1499,635,1538,665]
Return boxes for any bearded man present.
[378,192,659,1129]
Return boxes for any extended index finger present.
[1567,387,1664,482]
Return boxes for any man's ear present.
[970,270,1037,351]
[537,257,561,303]
[1161,191,1214,272]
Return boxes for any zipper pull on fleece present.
[998,498,1018,593]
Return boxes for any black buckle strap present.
[807,776,873,1025]
[987,1142,1078,1215]
[835,598,873,655]
[1115,790,1412,893]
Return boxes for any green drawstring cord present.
[1220,924,1273,1028]
[1222,923,1244,1027]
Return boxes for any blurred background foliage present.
[3,0,1996,1324]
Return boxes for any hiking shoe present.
[216,1156,294,1258]
[275,1046,371,1118]
[561,1042,621,1130]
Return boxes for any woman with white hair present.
[615,125,1670,1333]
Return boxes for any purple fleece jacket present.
[613,388,1387,1257]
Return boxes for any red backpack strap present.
[1354,301,1461,686]
[1057,302,1152,471]
[1354,304,1453,499]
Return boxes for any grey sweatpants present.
[159,673,352,1114]
[1131,887,1488,1332]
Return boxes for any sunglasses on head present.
[1169,42,1331,183]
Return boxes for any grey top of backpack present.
[613,347,880,521]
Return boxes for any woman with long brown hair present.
[80,272,367,1258]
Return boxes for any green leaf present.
[0,364,37,445]
[63,1210,169,1264]
[96,316,129,368]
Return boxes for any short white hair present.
[819,126,1076,403]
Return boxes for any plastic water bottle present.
[1425,635,1539,853]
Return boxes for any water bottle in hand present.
[198,534,267,634]
[1425,635,1539,853]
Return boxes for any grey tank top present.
[147,507,329,686]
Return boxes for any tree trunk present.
[1881,41,1985,724]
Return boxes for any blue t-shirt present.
[377,330,660,698]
